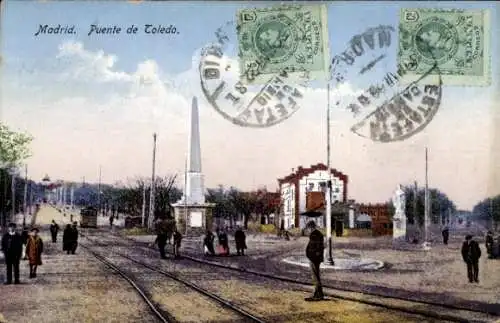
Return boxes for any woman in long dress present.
[26,227,44,278]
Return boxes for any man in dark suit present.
[485,231,494,259]
[69,222,79,254]
[305,222,325,300]
[442,226,449,245]
[1,223,23,284]
[50,220,60,243]
[461,235,481,283]
[234,227,247,256]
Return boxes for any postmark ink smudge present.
[199,20,309,128]
[330,24,443,143]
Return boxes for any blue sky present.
[1,1,499,209]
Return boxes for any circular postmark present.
[330,25,443,142]
[199,21,309,128]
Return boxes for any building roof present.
[277,163,348,185]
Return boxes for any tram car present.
[80,206,98,228]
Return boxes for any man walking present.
[203,230,215,255]
[151,218,168,259]
[461,235,481,283]
[69,222,79,254]
[485,231,494,259]
[109,214,114,228]
[173,229,182,259]
[305,222,325,301]
[1,223,23,284]
[442,226,449,245]
[234,227,247,256]
[50,220,60,243]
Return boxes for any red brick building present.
[278,163,348,229]
[357,203,393,236]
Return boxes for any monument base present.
[173,202,215,236]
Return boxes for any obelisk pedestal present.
[173,97,215,236]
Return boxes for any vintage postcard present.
[0,1,499,323]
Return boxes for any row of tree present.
[0,122,38,226]
[395,185,457,226]
[471,195,500,229]
[68,180,280,229]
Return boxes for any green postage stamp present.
[236,4,330,85]
[398,8,491,86]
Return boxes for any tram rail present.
[79,243,175,323]
[80,236,267,323]
[79,227,498,323]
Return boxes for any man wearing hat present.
[68,222,79,254]
[26,227,44,278]
[1,223,23,284]
[461,234,481,283]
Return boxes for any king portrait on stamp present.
[398,8,491,87]
[236,4,330,85]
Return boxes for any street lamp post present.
[148,133,157,229]
[97,165,102,214]
[10,169,17,222]
[23,165,28,227]
[325,83,334,265]
[423,147,431,250]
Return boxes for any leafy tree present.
[206,185,238,226]
[398,185,456,226]
[471,195,500,229]
[228,189,259,229]
[0,123,33,225]
[253,187,280,224]
[0,122,33,168]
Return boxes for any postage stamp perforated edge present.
[236,4,330,85]
[398,8,491,87]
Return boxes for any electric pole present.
[423,147,431,250]
[148,133,157,229]
[23,165,28,226]
[325,83,334,265]
[141,181,146,227]
[97,165,102,214]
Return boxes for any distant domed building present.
[42,174,51,185]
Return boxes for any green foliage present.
[0,122,33,168]
[472,195,500,223]
[205,186,279,229]
[70,175,181,224]
[399,185,456,226]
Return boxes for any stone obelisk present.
[173,97,215,235]
[186,96,205,205]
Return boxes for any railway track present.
[79,243,174,323]
[80,238,267,323]
[79,229,498,323]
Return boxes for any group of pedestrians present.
[62,222,79,254]
[151,217,182,259]
[203,227,247,256]
[1,223,44,284]
[1,219,80,285]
